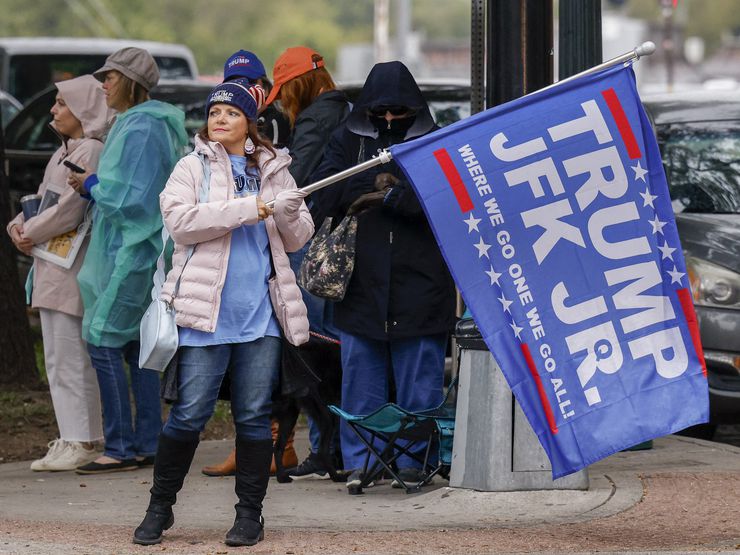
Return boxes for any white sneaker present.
[30,439,67,471]
[30,440,98,472]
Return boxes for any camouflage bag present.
[298,214,358,301]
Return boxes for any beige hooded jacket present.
[7,74,112,317]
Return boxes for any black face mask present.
[370,114,416,136]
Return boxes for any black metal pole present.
[470,0,486,115]
[487,0,553,107]
[558,0,602,80]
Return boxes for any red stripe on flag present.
[676,288,708,377]
[601,88,642,159]
[433,148,474,213]
[521,343,559,434]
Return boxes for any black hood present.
[346,61,435,141]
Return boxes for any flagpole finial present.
[378,149,393,164]
[635,41,656,58]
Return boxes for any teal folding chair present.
[329,377,457,494]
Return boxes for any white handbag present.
[139,153,210,371]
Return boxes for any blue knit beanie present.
[205,79,265,120]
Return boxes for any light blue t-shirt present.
[179,155,280,346]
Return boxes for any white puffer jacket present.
[160,135,314,345]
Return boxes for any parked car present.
[0,89,21,127]
[4,80,212,215]
[0,37,199,105]
[643,91,740,434]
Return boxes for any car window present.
[657,121,740,214]
[4,89,57,151]
[1,96,19,127]
[9,55,108,104]
[428,99,470,127]
[152,87,208,148]
[154,57,193,81]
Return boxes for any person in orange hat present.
[266,46,349,188]
[269,46,350,480]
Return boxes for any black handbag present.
[298,214,358,301]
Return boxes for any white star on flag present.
[632,160,648,182]
[639,187,658,208]
[464,213,482,233]
[510,321,523,339]
[474,237,492,258]
[667,266,685,285]
[657,241,676,260]
[498,293,513,313]
[485,265,502,285]
[649,214,667,235]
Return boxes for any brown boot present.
[201,448,236,477]
[270,420,298,475]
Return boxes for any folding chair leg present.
[346,423,409,495]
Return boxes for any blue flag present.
[390,63,709,478]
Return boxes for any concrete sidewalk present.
[1,429,739,554]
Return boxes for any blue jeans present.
[163,336,281,442]
[87,341,162,461]
[339,332,447,471]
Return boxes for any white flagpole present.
[529,40,656,98]
[267,41,656,209]
[265,150,392,209]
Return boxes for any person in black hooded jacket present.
[310,61,456,490]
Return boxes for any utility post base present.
[450,344,589,492]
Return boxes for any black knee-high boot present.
[225,437,273,547]
[133,433,199,545]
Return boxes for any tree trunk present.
[0,111,40,389]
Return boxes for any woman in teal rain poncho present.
[68,47,188,474]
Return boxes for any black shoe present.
[346,469,375,494]
[133,508,174,545]
[75,458,138,474]
[287,452,329,480]
[136,455,155,467]
[391,467,433,489]
[225,514,264,547]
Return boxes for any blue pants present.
[163,336,281,443]
[87,341,162,461]
[339,332,447,471]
